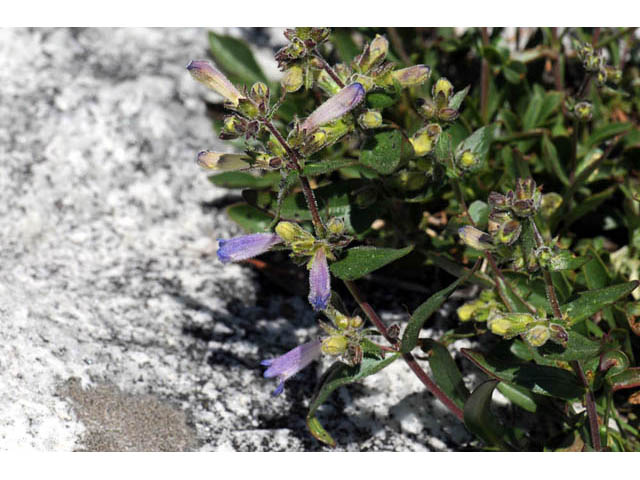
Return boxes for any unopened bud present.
[250,82,270,104]
[275,221,315,245]
[457,150,478,170]
[187,60,243,107]
[418,98,437,119]
[326,217,345,235]
[358,110,383,129]
[322,335,348,356]
[495,220,522,245]
[357,34,389,72]
[540,192,563,219]
[438,107,460,122]
[196,151,251,171]
[488,192,509,211]
[458,226,494,251]
[432,77,454,106]
[488,312,535,338]
[334,312,350,330]
[410,128,434,157]
[604,65,622,85]
[524,324,551,347]
[220,115,245,140]
[574,101,593,122]
[282,65,304,93]
[392,65,431,87]
[350,315,364,329]
[549,323,568,347]
[301,83,365,132]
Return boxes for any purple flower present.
[261,340,323,396]
[217,233,282,264]
[300,83,365,133]
[308,248,331,311]
[187,60,243,106]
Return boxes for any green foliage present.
[197,27,640,451]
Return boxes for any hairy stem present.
[344,279,464,421]
[313,48,345,89]
[261,118,326,236]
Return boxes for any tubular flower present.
[187,60,243,106]
[300,83,365,133]
[308,248,331,311]
[217,233,282,264]
[261,340,323,395]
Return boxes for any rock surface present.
[0,27,474,451]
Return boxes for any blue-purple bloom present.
[187,60,243,106]
[308,248,331,311]
[300,83,365,133]
[261,339,323,395]
[217,233,282,264]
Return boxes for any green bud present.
[220,115,246,140]
[418,98,437,120]
[322,335,348,356]
[275,221,315,245]
[268,134,287,157]
[457,150,478,170]
[334,312,350,330]
[495,220,522,246]
[574,101,593,122]
[236,97,259,118]
[488,312,535,338]
[326,217,345,235]
[410,128,434,157]
[250,82,270,102]
[282,65,305,93]
[457,303,476,322]
[433,77,454,101]
[458,226,494,251]
[604,65,622,85]
[350,315,364,329]
[357,34,389,72]
[352,74,375,92]
[524,324,551,347]
[358,110,383,129]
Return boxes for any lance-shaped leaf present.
[463,380,509,449]
[401,276,467,354]
[608,368,640,392]
[301,83,365,133]
[562,281,639,326]
[420,339,470,408]
[306,354,400,447]
[329,245,413,281]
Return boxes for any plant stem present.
[313,48,345,89]
[529,216,602,451]
[261,118,326,236]
[480,28,490,125]
[344,279,464,421]
[386,27,411,65]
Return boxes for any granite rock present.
[0,27,475,451]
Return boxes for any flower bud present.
[524,324,551,347]
[282,65,305,93]
[438,107,460,122]
[417,98,437,120]
[196,151,251,171]
[495,220,522,246]
[540,192,563,219]
[250,81,270,106]
[187,60,243,107]
[488,192,509,211]
[275,221,315,246]
[410,127,436,157]
[350,315,364,329]
[549,323,568,347]
[334,312,350,330]
[574,101,593,122]
[357,34,389,72]
[220,115,246,140]
[487,312,535,338]
[457,303,476,322]
[457,150,478,170]
[236,97,260,119]
[458,226,494,251]
[604,65,622,85]
[391,65,431,87]
[301,83,365,133]
[432,77,453,105]
[326,217,345,235]
[268,134,287,158]
[358,110,383,129]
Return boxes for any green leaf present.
[360,130,405,174]
[330,245,414,281]
[496,381,537,413]
[468,200,489,229]
[541,135,570,186]
[581,248,611,290]
[562,281,640,326]
[420,339,470,408]
[435,131,453,165]
[462,349,584,399]
[401,276,466,353]
[306,354,400,446]
[547,251,591,271]
[502,61,527,84]
[331,28,360,63]
[226,203,272,233]
[455,124,496,165]
[302,158,358,176]
[464,380,508,449]
[208,32,267,87]
[562,186,617,230]
[586,122,631,150]
[536,331,601,362]
[208,171,280,189]
[366,92,399,109]
[608,368,640,392]
[449,85,471,110]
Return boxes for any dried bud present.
[524,324,551,347]
[187,60,243,107]
[356,34,389,72]
[488,192,509,211]
[282,65,304,93]
[574,101,593,122]
[438,107,460,122]
[458,226,494,251]
[391,65,431,87]
[358,110,383,129]
[322,335,348,356]
[549,323,568,347]
[301,83,365,133]
[495,220,522,246]
[196,151,251,172]
[417,98,437,120]
[540,192,563,219]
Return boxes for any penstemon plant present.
[189,27,640,451]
